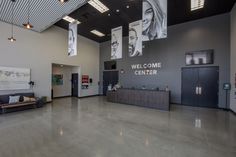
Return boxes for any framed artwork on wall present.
[0,66,31,90]
[52,74,63,85]
[186,49,214,66]
[82,75,89,89]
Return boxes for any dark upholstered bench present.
[0,93,37,114]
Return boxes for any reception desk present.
[107,88,170,111]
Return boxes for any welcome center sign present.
[131,62,162,75]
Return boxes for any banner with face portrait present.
[111,26,122,60]
[68,22,77,56]
[129,20,143,57]
[142,0,167,41]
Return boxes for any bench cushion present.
[23,96,36,102]
[15,93,35,102]
[9,96,20,104]
[0,94,10,104]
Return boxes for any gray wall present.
[230,4,236,112]
[100,14,230,108]
[0,21,100,101]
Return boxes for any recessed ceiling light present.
[108,13,111,16]
[116,9,120,12]
[126,5,130,9]
[63,16,81,24]
[191,0,205,11]
[88,0,109,13]
[90,29,105,37]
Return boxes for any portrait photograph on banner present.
[142,0,167,41]
[111,26,122,60]
[68,22,77,57]
[129,20,143,57]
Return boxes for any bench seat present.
[0,101,37,113]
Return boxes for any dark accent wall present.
[230,4,236,112]
[100,14,230,108]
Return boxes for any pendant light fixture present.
[23,0,33,29]
[8,0,16,42]
[58,0,69,3]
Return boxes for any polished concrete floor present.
[0,97,235,157]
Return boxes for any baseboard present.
[53,95,72,99]
[78,94,99,98]
[230,109,236,115]
[171,102,181,105]
[218,107,229,111]
[172,104,231,110]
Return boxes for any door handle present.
[199,87,202,95]
[196,87,199,95]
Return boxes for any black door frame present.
[181,66,219,108]
[71,73,79,97]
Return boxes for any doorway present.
[181,66,219,108]
[71,73,79,97]
[51,63,80,99]
[103,71,119,95]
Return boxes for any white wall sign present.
[131,62,162,75]
[68,22,77,56]
[111,26,123,60]
[129,20,143,57]
[0,66,31,90]
[142,0,167,41]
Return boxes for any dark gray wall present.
[230,4,236,112]
[100,14,230,108]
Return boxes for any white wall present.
[230,4,236,112]
[52,65,72,98]
[0,21,100,101]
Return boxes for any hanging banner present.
[142,0,167,41]
[68,22,77,56]
[129,20,143,57]
[111,26,122,60]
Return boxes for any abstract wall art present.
[0,66,31,90]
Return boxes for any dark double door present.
[103,71,119,95]
[182,67,219,108]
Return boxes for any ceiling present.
[0,0,87,32]
[55,0,236,43]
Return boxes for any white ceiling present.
[0,0,87,32]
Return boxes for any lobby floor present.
[0,97,235,157]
